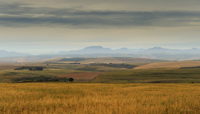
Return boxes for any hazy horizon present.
[2,45,200,55]
[0,0,200,54]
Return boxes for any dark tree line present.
[15,66,45,71]
[12,76,74,83]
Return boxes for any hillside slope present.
[134,61,200,69]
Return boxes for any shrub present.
[69,78,74,82]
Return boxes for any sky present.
[0,0,200,54]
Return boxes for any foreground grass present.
[0,83,200,114]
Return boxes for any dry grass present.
[0,83,200,114]
[134,61,200,69]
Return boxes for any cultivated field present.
[0,83,200,114]
[134,61,200,69]
[93,68,200,83]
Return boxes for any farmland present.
[1,58,200,113]
[0,57,151,83]
[1,58,200,83]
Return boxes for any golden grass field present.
[134,61,200,69]
[1,83,200,114]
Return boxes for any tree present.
[69,78,74,82]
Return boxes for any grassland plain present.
[1,83,200,114]
[2,66,200,83]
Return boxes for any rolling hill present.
[53,57,155,64]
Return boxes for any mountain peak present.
[191,48,199,50]
[150,47,164,50]
[120,47,128,50]
[84,46,104,49]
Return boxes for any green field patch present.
[93,68,200,83]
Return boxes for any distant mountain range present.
[67,46,113,54]
[58,46,200,55]
[2,46,200,62]
[54,46,200,61]
[59,46,143,54]
[0,50,30,58]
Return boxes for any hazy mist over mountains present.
[55,46,200,56]
[1,46,200,62]
[0,50,30,58]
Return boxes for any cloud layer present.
[0,2,200,28]
[0,0,200,54]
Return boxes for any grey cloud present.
[0,3,200,28]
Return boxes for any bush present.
[69,78,74,82]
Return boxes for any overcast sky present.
[0,0,200,54]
